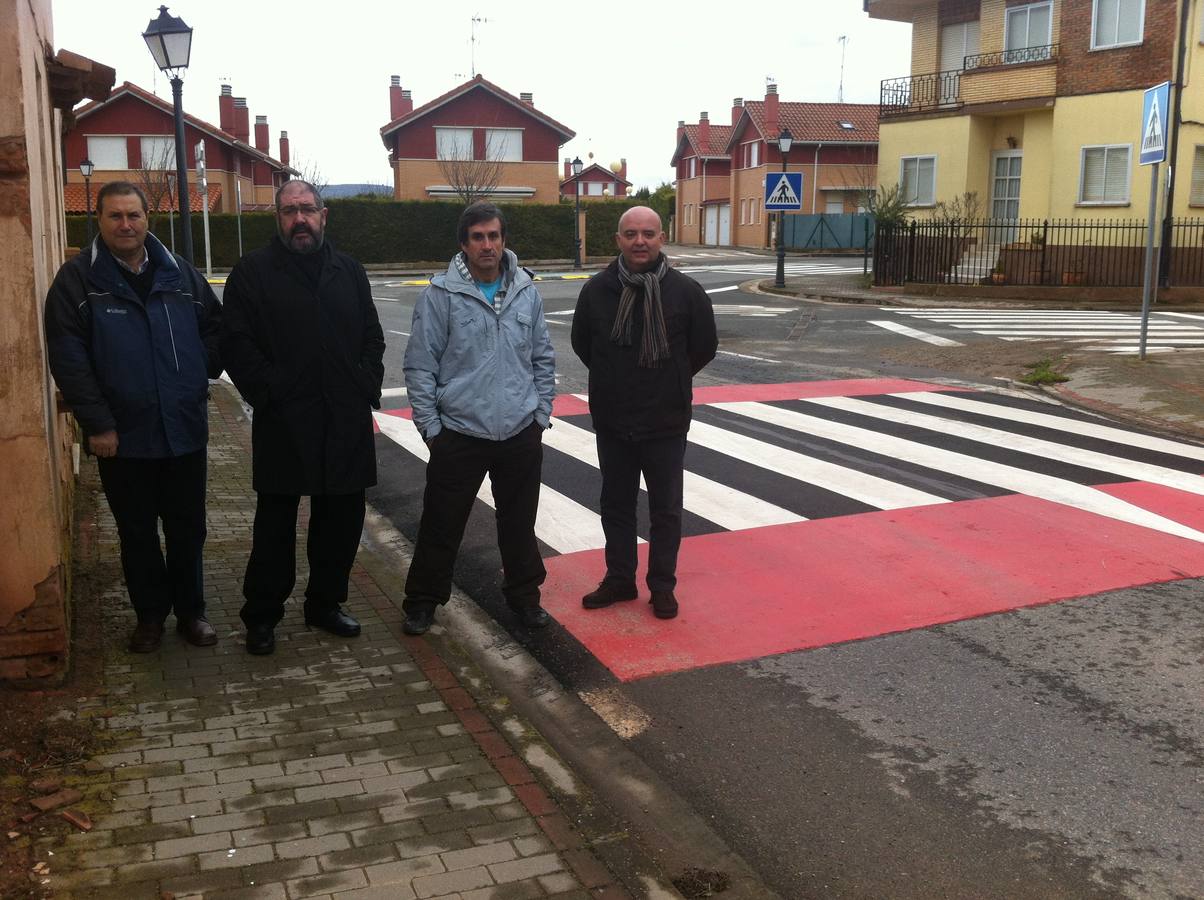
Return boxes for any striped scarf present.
[612,253,670,367]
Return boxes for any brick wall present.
[1057,0,1174,96]
[393,158,562,204]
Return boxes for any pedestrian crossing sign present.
[1139,81,1170,165]
[764,172,804,210]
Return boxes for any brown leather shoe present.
[128,620,164,653]
[176,616,217,647]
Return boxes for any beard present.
[280,223,324,254]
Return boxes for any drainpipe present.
[813,143,822,213]
[1159,0,1191,284]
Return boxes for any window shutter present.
[1103,147,1129,201]
[1082,148,1105,201]
[1190,146,1204,205]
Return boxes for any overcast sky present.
[52,0,912,191]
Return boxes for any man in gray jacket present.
[402,202,555,634]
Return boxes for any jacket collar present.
[87,232,182,300]
[440,248,529,304]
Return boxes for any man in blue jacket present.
[402,202,555,635]
[44,182,222,653]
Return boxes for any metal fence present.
[782,213,874,251]
[873,218,1204,287]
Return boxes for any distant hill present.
[324,183,392,198]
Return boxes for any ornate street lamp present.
[571,156,583,270]
[79,158,95,244]
[143,5,194,262]
[774,128,793,289]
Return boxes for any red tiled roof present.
[73,82,296,173]
[379,74,575,145]
[559,163,632,190]
[731,101,879,150]
[65,181,222,214]
[683,123,734,157]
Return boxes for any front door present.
[990,151,1023,244]
[718,204,731,245]
[705,206,719,245]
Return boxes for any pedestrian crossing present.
[668,250,764,259]
[372,380,1204,556]
[887,308,1204,353]
[675,261,867,277]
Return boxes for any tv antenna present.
[470,14,488,77]
[837,35,849,102]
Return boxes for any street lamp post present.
[143,5,194,263]
[774,128,793,289]
[571,156,583,269]
[79,158,95,245]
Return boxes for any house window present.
[1092,0,1143,49]
[1079,145,1131,204]
[485,128,522,162]
[688,157,696,178]
[435,127,474,160]
[586,182,604,196]
[900,155,937,205]
[139,135,176,169]
[1190,146,1204,205]
[739,199,747,224]
[742,141,761,168]
[86,136,127,169]
[1004,2,1052,62]
[750,198,759,224]
[825,194,845,214]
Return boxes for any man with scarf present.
[401,202,556,635]
[570,206,717,620]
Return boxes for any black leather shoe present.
[402,603,436,636]
[304,607,361,638]
[518,606,551,629]
[176,616,217,647]
[582,581,638,609]
[245,624,275,656]
[128,620,164,653]
[650,591,678,620]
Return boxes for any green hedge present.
[67,198,581,268]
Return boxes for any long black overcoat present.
[221,238,385,495]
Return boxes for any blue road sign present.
[764,172,804,210]
[1140,81,1170,166]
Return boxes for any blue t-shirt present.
[478,278,502,306]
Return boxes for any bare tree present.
[436,135,506,204]
[136,136,177,230]
[932,190,983,224]
[290,156,328,198]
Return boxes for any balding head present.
[615,206,665,272]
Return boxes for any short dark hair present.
[457,201,506,246]
[275,179,324,211]
[96,181,148,216]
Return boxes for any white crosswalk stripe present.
[374,387,1204,554]
[676,262,866,277]
[888,308,1204,352]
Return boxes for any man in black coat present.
[44,181,222,653]
[221,180,385,655]
[570,206,717,620]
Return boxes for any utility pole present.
[838,35,849,103]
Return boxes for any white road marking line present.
[686,420,948,510]
[870,320,964,346]
[706,286,741,294]
[373,295,403,302]
[1161,311,1204,321]
[722,400,1204,543]
[716,350,782,364]
[379,387,408,398]
[373,413,608,554]
[545,418,804,530]
[895,391,1204,463]
[815,396,1204,496]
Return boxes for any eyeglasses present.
[279,205,321,217]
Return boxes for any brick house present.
[379,75,575,203]
[64,82,296,214]
[672,87,879,249]
[866,0,1185,222]
[559,158,632,201]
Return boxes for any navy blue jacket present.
[44,234,222,458]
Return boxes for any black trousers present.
[404,422,545,612]
[595,431,687,593]
[241,491,365,628]
[96,449,207,623]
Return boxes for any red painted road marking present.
[542,491,1204,681]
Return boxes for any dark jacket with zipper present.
[220,237,385,496]
[43,233,222,458]
[571,258,717,441]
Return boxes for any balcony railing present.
[965,43,1058,69]
[880,69,964,118]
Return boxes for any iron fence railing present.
[965,43,1059,69]
[880,70,963,118]
[873,218,1204,287]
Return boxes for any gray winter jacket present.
[403,249,555,441]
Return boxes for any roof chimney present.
[698,111,710,150]
[254,115,269,153]
[279,130,290,167]
[732,97,743,125]
[219,84,234,133]
[564,157,571,180]
[765,84,779,139]
[389,75,411,120]
[233,97,250,143]
[520,92,534,105]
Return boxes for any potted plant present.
[1030,229,1046,248]
[1062,240,1089,285]
[990,262,1007,284]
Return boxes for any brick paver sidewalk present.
[48,382,630,900]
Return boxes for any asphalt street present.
[225,250,1204,898]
